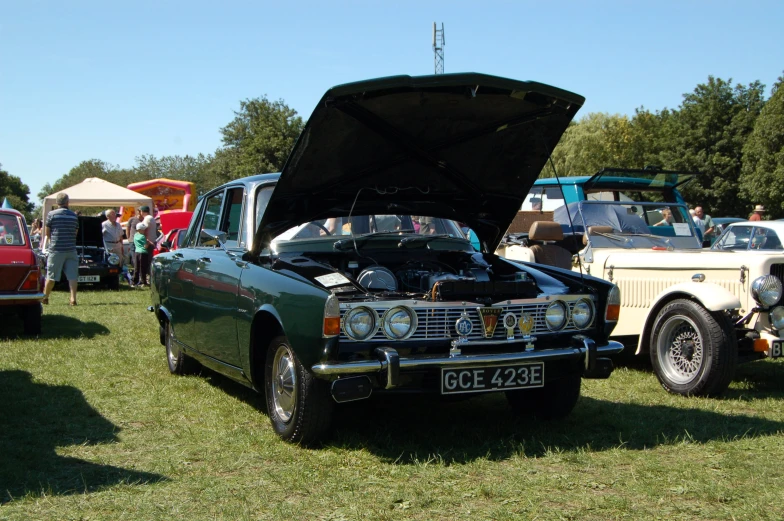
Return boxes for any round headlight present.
[751,275,783,307]
[382,306,416,339]
[344,307,377,341]
[572,298,594,329]
[771,306,784,330]
[108,253,120,266]
[545,300,568,331]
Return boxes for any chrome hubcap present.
[658,316,703,384]
[271,345,297,423]
[166,325,178,365]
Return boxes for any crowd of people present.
[40,193,161,305]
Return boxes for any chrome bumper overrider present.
[312,338,624,389]
[0,292,45,302]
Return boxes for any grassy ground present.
[1,287,784,520]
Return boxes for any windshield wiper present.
[333,231,411,251]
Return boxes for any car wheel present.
[506,372,581,420]
[22,303,42,335]
[165,321,198,375]
[264,335,333,444]
[107,275,120,290]
[650,299,737,397]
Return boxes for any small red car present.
[0,209,44,334]
[153,228,186,256]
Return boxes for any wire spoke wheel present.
[657,316,703,384]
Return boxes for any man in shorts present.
[43,192,79,305]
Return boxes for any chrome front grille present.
[771,264,784,283]
[339,300,590,342]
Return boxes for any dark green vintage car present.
[150,73,624,444]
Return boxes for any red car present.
[153,228,186,256]
[0,209,44,334]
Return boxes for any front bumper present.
[312,337,624,389]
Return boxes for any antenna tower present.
[432,22,445,74]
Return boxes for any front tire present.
[506,372,581,420]
[22,304,42,335]
[264,336,333,444]
[650,299,737,397]
[165,321,198,375]
[106,275,120,290]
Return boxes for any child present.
[133,222,154,287]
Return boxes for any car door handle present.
[173,253,184,259]
[199,257,211,263]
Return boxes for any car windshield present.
[713,225,784,251]
[556,201,702,250]
[0,215,26,246]
[273,215,466,242]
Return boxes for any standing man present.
[139,205,157,284]
[43,192,79,306]
[694,206,715,247]
[101,209,124,258]
[749,205,765,221]
[126,209,141,285]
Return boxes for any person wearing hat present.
[42,192,79,306]
[139,205,157,285]
[749,205,766,221]
[132,221,154,287]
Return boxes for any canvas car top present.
[255,73,584,252]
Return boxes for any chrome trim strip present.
[311,341,624,376]
[0,292,45,302]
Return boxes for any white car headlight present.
[770,306,784,330]
[107,253,120,266]
[751,275,783,307]
[572,298,594,329]
[382,306,416,339]
[344,307,378,341]
[545,300,568,331]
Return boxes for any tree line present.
[2,73,782,223]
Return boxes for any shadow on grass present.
[0,370,166,504]
[0,314,109,341]
[327,389,784,464]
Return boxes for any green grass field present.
[2,288,784,520]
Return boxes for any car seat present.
[528,221,572,270]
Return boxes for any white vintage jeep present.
[498,199,784,397]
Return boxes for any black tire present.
[165,321,198,375]
[650,299,737,397]
[22,304,42,335]
[106,275,120,291]
[506,372,581,420]
[264,335,333,444]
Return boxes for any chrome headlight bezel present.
[107,253,120,266]
[545,300,569,331]
[572,298,595,329]
[770,306,784,330]
[343,306,379,341]
[381,306,417,340]
[751,275,783,307]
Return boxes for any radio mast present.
[433,22,445,74]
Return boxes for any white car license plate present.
[441,363,544,395]
[78,275,100,283]
[771,340,783,358]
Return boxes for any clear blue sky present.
[2,1,782,204]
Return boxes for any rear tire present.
[506,372,581,420]
[165,321,198,375]
[22,304,42,335]
[650,299,737,397]
[264,335,333,444]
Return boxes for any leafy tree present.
[0,164,34,221]
[50,159,119,195]
[217,96,304,179]
[739,75,784,218]
[656,77,766,216]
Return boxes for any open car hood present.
[256,73,584,252]
[77,216,104,248]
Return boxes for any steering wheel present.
[312,222,332,236]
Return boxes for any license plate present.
[441,363,544,395]
[771,340,783,358]
[78,275,100,283]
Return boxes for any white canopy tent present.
[43,177,153,223]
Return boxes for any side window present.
[181,197,205,248]
[197,191,225,247]
[753,228,782,250]
[223,188,244,248]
